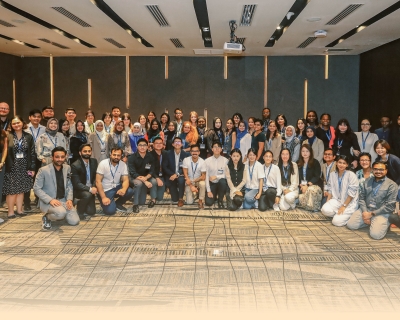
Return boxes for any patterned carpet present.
[1,198,400,313]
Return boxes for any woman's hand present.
[254,192,261,200]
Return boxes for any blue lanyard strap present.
[282,164,290,181]
[30,127,41,142]
[302,163,308,180]
[325,128,331,141]
[326,163,333,182]
[338,171,346,194]
[85,163,90,182]
[96,132,105,146]
[263,165,272,186]
[248,162,256,181]
[191,160,199,179]
[14,133,23,151]
[46,133,58,147]
[116,133,122,147]
[372,181,383,197]
[361,132,369,151]
[337,139,343,148]
[108,160,120,184]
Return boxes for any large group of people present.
[0,101,399,240]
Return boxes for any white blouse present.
[326,170,359,210]
[278,161,299,193]
[244,161,265,189]
[355,131,378,162]
[262,164,282,196]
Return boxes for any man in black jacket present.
[150,137,167,201]
[71,144,98,219]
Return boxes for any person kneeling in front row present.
[347,161,397,240]
[34,146,79,230]
[95,147,135,215]
[321,155,359,226]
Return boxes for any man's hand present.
[169,174,177,181]
[185,178,191,186]
[116,188,126,196]
[207,191,213,199]
[190,185,198,193]
[209,176,217,182]
[337,206,346,215]
[90,187,97,195]
[50,199,62,207]
[102,197,111,206]
[144,181,152,188]
[156,178,163,187]
[362,211,373,224]
[66,200,73,210]
[300,185,308,194]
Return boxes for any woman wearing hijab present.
[36,118,66,166]
[282,125,300,162]
[302,126,324,165]
[128,122,146,153]
[108,119,131,159]
[235,120,252,161]
[164,121,177,151]
[70,120,89,164]
[88,120,109,163]
[206,117,224,156]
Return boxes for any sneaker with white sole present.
[273,204,280,212]
[0,217,4,224]
[42,215,51,230]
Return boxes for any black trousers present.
[24,158,42,205]
[389,213,400,228]
[205,178,227,206]
[169,176,185,202]
[258,188,277,212]
[75,190,96,215]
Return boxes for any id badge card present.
[159,172,163,177]
[111,183,116,189]
[101,150,106,154]
[200,143,206,149]
[16,152,24,159]
[179,161,183,168]
[69,154,73,158]
[218,169,224,174]
[324,185,328,191]
[301,180,308,186]
[369,200,377,208]
[145,163,151,170]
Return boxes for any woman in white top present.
[354,118,378,163]
[321,155,359,226]
[36,118,66,166]
[264,120,281,164]
[243,148,264,209]
[302,126,324,165]
[277,148,299,211]
[282,125,300,162]
[234,120,251,161]
[259,150,282,211]
[84,110,95,134]
[88,120,109,163]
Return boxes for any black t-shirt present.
[251,131,266,152]
[54,165,65,199]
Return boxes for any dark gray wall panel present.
[0,52,17,110]
[54,57,125,120]
[268,56,359,129]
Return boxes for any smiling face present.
[360,119,371,132]
[190,114,198,124]
[198,118,206,129]
[297,120,305,131]
[226,119,233,130]
[183,124,191,133]
[268,122,276,132]
[62,121,70,133]
[301,147,310,160]
[238,122,246,133]
[339,122,348,133]
[132,125,140,134]
[147,112,155,122]
[359,155,371,169]
[336,158,348,172]
[76,122,85,133]
[123,117,131,126]
[285,127,293,137]
[375,143,387,156]
[263,151,273,164]
[168,122,175,132]
[214,118,221,129]
[306,128,314,138]
[320,115,330,127]
[233,115,240,124]
[372,163,387,179]
[262,108,270,119]
[161,114,168,124]
[11,118,23,132]
[103,115,112,126]
[96,122,104,132]
[281,149,290,163]
[247,151,257,163]
[277,116,285,126]
[139,116,146,125]
[86,112,94,124]
[307,112,316,124]
[248,118,254,128]
[29,113,41,126]
[48,120,58,131]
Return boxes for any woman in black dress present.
[3,116,36,218]
[332,118,360,170]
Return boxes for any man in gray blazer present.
[347,160,397,240]
[34,146,80,230]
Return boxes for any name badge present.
[218,169,224,174]
[16,152,24,159]
[145,163,151,169]
[369,200,377,208]
[179,161,183,168]
[69,154,73,158]
[200,143,206,149]
[159,172,163,177]
[101,150,106,154]
[301,180,308,186]
[263,186,269,191]
[111,183,116,189]
[324,185,328,191]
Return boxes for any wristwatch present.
[342,203,347,207]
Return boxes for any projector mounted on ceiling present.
[223,20,245,54]
[314,30,327,38]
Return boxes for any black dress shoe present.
[133,205,140,213]
[24,205,32,212]
[218,202,225,209]
[148,200,155,208]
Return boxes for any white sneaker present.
[0,217,4,224]
[273,204,280,212]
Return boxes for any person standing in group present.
[354,119,379,163]
[147,111,156,125]
[262,108,271,133]
[223,118,236,157]
[247,117,255,135]
[111,106,121,126]
[88,120,109,163]
[225,148,247,211]
[275,114,287,139]
[277,149,299,211]
[264,120,281,164]
[58,118,72,162]
[160,112,170,133]
[306,110,319,128]
[297,144,323,212]
[71,144,98,220]
[232,113,243,129]
[95,147,135,215]
[234,121,251,162]
[282,125,300,162]
[251,119,266,162]
[183,144,206,208]
[189,111,198,128]
[295,118,307,143]
[374,116,392,144]
[84,110,96,134]
[108,120,131,160]
[356,152,374,189]
[147,119,165,147]
[122,113,132,134]
[24,109,46,211]
[258,150,281,211]
[0,130,7,216]
[206,117,224,156]
[0,102,11,131]
[163,137,189,207]
[180,121,198,152]
[316,113,335,150]
[64,108,77,135]
[164,121,177,151]
[196,116,208,159]
[173,108,184,136]
[243,148,264,209]
[102,112,113,133]
[302,126,324,165]
[36,118,66,166]
[150,137,167,202]
[34,147,80,230]
[3,116,36,218]
[391,114,400,157]
[40,106,54,127]
[321,155,359,226]
[128,138,157,213]
[332,118,360,170]
[128,122,146,154]
[347,161,397,240]
[374,140,400,190]
[69,120,89,164]
[138,114,148,134]
[321,148,337,206]
[205,141,228,208]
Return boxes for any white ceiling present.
[0,0,399,57]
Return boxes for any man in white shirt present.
[65,108,77,135]
[24,109,47,211]
[205,141,229,208]
[183,144,206,208]
[95,147,135,215]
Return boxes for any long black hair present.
[228,148,244,171]
[278,148,295,176]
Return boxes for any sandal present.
[15,212,27,217]
[7,214,17,219]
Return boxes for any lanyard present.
[248,162,256,181]
[85,163,90,182]
[46,132,58,148]
[361,132,369,151]
[337,139,343,149]
[263,165,272,187]
[191,160,199,179]
[96,132,105,147]
[108,160,120,184]
[268,138,272,149]
[282,164,290,181]
[217,131,223,144]
[177,122,182,133]
[89,124,94,132]
[116,134,122,147]
[2,119,8,129]
[372,181,383,197]
[325,128,331,141]
[302,163,308,180]
[338,171,346,194]
[14,133,23,151]
[159,154,162,172]
[326,163,333,182]
[105,126,111,133]
[29,126,41,142]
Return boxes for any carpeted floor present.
[0,198,400,312]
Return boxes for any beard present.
[81,154,91,159]
[111,157,120,163]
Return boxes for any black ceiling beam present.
[0,0,95,48]
[193,0,213,47]
[0,33,39,48]
[90,0,153,48]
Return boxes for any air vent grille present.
[39,38,69,49]
[52,7,92,27]
[146,5,169,27]
[297,37,316,48]
[240,4,256,26]
[104,38,125,48]
[0,20,16,27]
[326,4,363,25]
[170,38,184,48]
[236,37,246,44]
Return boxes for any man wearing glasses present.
[182,144,206,208]
[0,102,11,131]
[173,108,184,136]
[163,137,189,207]
[321,148,336,206]
[127,138,157,213]
[150,137,167,202]
[347,161,397,240]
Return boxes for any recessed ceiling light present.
[307,17,321,22]
[277,26,281,29]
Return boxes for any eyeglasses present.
[372,168,385,172]
[324,153,333,156]
[361,123,370,126]
[174,141,182,145]
[175,112,182,115]
[138,144,147,147]
[360,159,370,162]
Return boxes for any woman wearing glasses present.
[356,152,374,189]
[355,119,378,163]
[374,140,400,188]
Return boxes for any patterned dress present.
[2,135,33,195]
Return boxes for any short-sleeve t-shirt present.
[251,132,266,153]
[182,156,206,180]
[96,158,128,192]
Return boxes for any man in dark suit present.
[162,136,189,206]
[150,136,167,201]
[71,144,98,219]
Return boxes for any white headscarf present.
[285,125,296,144]
[131,122,143,136]
[94,120,105,140]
